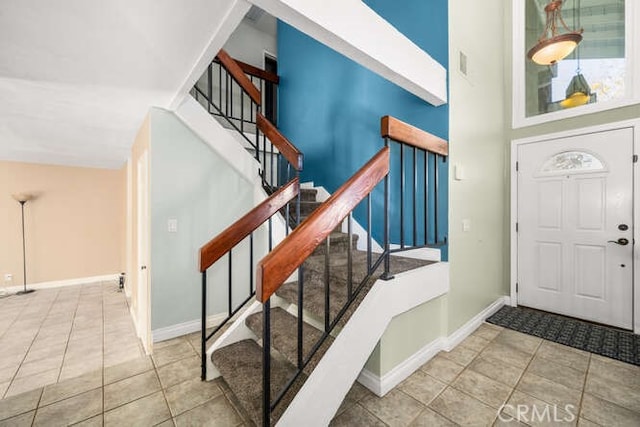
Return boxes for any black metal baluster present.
[383,138,392,280]
[224,73,231,117]
[270,144,274,189]
[262,299,271,427]
[297,264,304,369]
[285,202,290,236]
[400,144,405,249]
[240,84,245,134]
[263,133,267,186]
[324,237,330,332]
[424,150,428,245]
[413,146,417,247]
[347,214,353,299]
[250,233,254,294]
[434,154,439,243]
[201,271,206,380]
[228,250,232,317]
[218,65,222,111]
[207,64,213,114]
[367,194,372,273]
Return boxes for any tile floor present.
[1,321,639,426]
[0,282,144,399]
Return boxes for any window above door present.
[512,0,640,128]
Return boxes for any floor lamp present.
[12,193,35,295]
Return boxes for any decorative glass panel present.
[541,151,604,172]
[525,0,626,118]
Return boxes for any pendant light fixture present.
[560,0,592,108]
[528,0,583,65]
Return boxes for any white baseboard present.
[359,337,446,397]
[152,312,227,343]
[445,296,510,351]
[357,295,508,396]
[2,274,119,293]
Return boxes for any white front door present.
[517,127,634,329]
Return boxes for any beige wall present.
[0,160,125,287]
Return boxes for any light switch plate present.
[168,219,178,233]
[462,219,471,232]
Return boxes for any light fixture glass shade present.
[528,33,582,65]
[528,0,583,65]
[11,193,34,203]
[560,73,592,108]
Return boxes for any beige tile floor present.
[1,321,639,426]
[0,281,144,399]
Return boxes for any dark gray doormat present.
[486,305,640,366]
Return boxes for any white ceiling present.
[0,0,238,169]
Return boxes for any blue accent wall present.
[277,0,449,259]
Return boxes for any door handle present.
[141,265,147,270]
[607,238,629,246]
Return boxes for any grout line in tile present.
[4,290,60,399]
[575,353,592,424]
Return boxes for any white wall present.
[224,19,277,67]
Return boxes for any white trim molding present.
[1,274,119,293]
[152,312,228,344]
[357,296,509,397]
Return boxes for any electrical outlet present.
[4,273,12,283]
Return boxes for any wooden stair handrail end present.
[381,115,448,157]
[199,178,300,272]
[256,113,303,171]
[256,147,390,302]
[235,59,280,84]
[216,49,261,106]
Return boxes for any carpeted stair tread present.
[277,252,434,324]
[289,200,323,217]
[300,188,317,201]
[311,232,359,256]
[212,339,301,425]
[246,307,333,374]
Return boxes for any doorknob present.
[607,238,629,246]
[141,265,147,270]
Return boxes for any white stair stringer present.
[277,261,449,427]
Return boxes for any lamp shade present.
[528,0,583,66]
[528,33,582,65]
[560,73,592,108]
[11,193,34,203]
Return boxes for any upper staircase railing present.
[196,50,302,381]
[191,49,289,193]
[381,115,448,258]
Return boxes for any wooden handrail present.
[235,59,280,84]
[257,113,303,171]
[216,49,261,106]
[256,147,390,303]
[199,178,300,272]
[381,115,448,157]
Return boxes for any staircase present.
[211,188,429,425]
[193,49,449,426]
